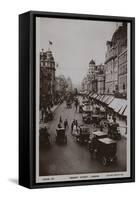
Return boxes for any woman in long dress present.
[72,124,78,136]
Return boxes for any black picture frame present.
[19,11,135,189]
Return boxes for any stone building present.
[104,41,117,94]
[118,49,127,96]
[87,59,97,93]
[97,65,105,94]
[55,75,67,95]
[66,77,73,92]
[104,22,127,96]
[81,60,105,94]
[81,76,88,92]
[40,49,56,109]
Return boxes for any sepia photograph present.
[35,16,131,183]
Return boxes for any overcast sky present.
[37,17,117,87]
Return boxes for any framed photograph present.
[19,11,135,188]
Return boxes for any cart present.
[56,128,67,144]
[39,126,51,147]
[76,125,90,144]
[91,137,117,166]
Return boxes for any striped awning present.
[91,93,98,98]
[123,106,128,116]
[108,98,127,115]
[104,96,114,105]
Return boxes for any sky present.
[37,17,117,87]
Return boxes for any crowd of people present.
[57,116,79,135]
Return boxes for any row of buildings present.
[40,49,73,110]
[81,22,127,98]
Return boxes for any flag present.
[49,41,53,45]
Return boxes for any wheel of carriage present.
[102,156,108,166]
[92,123,97,129]
[100,120,108,129]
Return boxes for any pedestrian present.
[75,99,78,112]
[71,119,75,134]
[59,116,62,123]
[72,124,78,136]
[64,119,69,130]
[75,119,78,127]
[58,122,62,129]
[100,123,103,131]
[113,117,116,123]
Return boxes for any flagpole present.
[48,41,53,51]
[48,42,50,51]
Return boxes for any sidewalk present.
[51,103,60,113]
[39,104,60,123]
[39,104,61,129]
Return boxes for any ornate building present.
[104,22,127,97]
[87,59,97,93]
[40,49,56,109]
[66,77,73,92]
[118,49,127,96]
[55,75,67,95]
[97,65,105,94]
[81,76,88,92]
[81,60,105,94]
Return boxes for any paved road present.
[39,98,126,176]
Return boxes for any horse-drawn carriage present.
[90,137,117,166]
[82,104,93,123]
[39,125,51,147]
[108,121,121,140]
[75,125,90,144]
[88,131,107,152]
[66,99,72,108]
[56,128,67,144]
[79,99,90,113]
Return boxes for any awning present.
[92,93,98,98]
[118,104,127,115]
[96,95,101,100]
[99,95,105,101]
[91,94,114,105]
[104,96,114,105]
[101,95,110,103]
[123,106,128,116]
[108,98,127,114]
[89,92,93,98]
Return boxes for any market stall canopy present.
[104,95,114,105]
[91,93,98,99]
[122,106,128,116]
[108,98,127,115]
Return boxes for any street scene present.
[37,18,128,177]
[39,96,126,176]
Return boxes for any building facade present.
[104,41,118,94]
[81,61,105,94]
[81,76,88,92]
[118,49,127,96]
[40,49,56,109]
[87,59,97,93]
[66,77,73,92]
[104,22,127,97]
[55,75,67,95]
